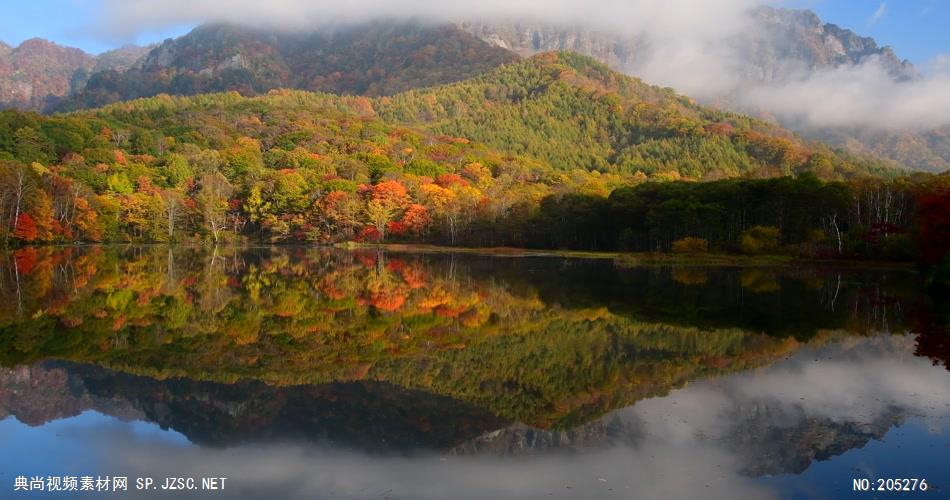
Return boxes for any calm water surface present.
[0,246,948,499]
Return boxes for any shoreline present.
[337,242,918,270]
[3,241,918,270]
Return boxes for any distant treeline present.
[523,174,950,262]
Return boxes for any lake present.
[0,246,948,499]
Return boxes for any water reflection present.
[2,337,947,499]
[1,362,506,451]
[0,246,948,498]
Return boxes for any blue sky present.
[0,0,191,54]
[0,0,947,65]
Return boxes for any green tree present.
[13,127,54,165]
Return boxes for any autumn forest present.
[0,53,945,276]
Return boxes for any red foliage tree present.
[386,220,407,236]
[12,213,38,242]
[400,204,430,235]
[371,180,410,208]
[358,226,382,242]
[435,173,468,188]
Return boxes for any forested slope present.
[0,52,947,263]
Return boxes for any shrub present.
[672,237,709,254]
[741,226,780,254]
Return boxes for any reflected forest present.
[1,247,946,431]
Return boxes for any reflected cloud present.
[2,336,948,499]
[454,335,950,476]
[88,431,776,500]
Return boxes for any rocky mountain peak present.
[747,6,917,81]
[0,38,149,111]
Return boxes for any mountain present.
[458,21,643,70]
[92,44,151,73]
[3,52,891,182]
[460,7,915,84]
[0,38,92,111]
[0,38,149,112]
[6,12,943,172]
[0,51,906,250]
[0,362,506,450]
[58,22,518,111]
[739,6,916,82]
[372,52,890,178]
[458,7,948,173]
[816,126,950,173]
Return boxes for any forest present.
[0,53,948,272]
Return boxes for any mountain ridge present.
[460,6,917,84]
[2,8,946,172]
[0,38,149,111]
[55,21,519,111]
[457,7,946,173]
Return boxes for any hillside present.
[4,9,946,173]
[6,11,946,174]
[460,8,948,173]
[0,52,914,249]
[0,38,92,111]
[57,22,518,111]
[0,39,148,111]
[373,52,889,179]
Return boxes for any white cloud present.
[926,53,950,75]
[88,0,950,132]
[94,0,759,40]
[741,56,950,130]
[870,2,887,24]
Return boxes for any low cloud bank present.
[92,0,950,131]
[739,56,950,131]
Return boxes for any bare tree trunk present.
[829,213,842,255]
[11,169,24,232]
[209,216,219,243]
[166,198,177,238]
